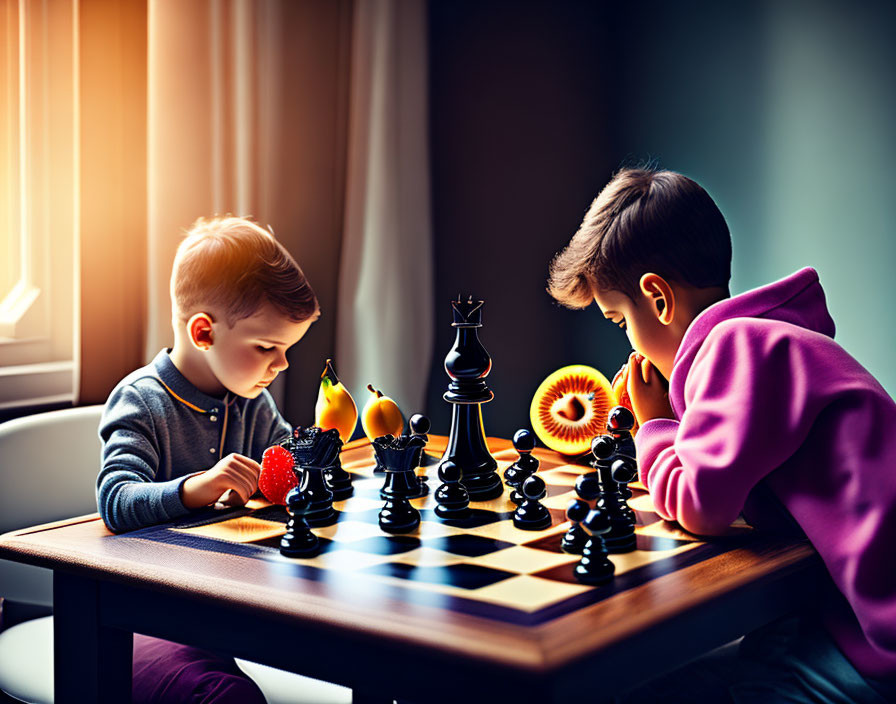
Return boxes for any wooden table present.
[0,436,823,704]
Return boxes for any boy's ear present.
[187,312,215,351]
[639,273,674,325]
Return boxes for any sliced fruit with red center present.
[529,365,615,455]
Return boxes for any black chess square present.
[358,562,516,590]
[330,535,422,555]
[419,533,515,557]
[418,507,509,528]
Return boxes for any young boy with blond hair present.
[98,215,318,703]
[549,169,896,703]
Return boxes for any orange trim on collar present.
[157,379,208,414]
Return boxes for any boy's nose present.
[271,351,289,372]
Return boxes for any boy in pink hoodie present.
[549,168,896,703]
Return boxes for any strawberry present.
[258,445,297,505]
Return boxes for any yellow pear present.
[314,359,358,443]
[361,384,404,440]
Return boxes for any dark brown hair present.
[171,216,318,325]
[548,168,732,307]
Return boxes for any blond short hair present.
[171,216,318,325]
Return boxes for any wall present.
[426,0,896,441]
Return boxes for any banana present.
[361,384,404,440]
[314,359,358,443]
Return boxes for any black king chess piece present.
[288,426,343,527]
[440,296,503,501]
[374,434,426,533]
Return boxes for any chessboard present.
[128,436,751,627]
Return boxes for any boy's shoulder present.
[103,351,175,416]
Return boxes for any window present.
[0,0,78,409]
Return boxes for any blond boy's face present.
[205,304,316,399]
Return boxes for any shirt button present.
[209,448,216,454]
[210,415,217,422]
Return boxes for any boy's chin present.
[234,385,266,399]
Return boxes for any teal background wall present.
[613,0,896,397]
[427,0,896,438]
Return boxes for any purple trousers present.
[132,634,266,704]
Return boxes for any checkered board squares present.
[141,444,749,626]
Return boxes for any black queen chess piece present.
[288,426,343,527]
[440,296,503,501]
[374,433,426,534]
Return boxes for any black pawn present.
[379,494,420,534]
[573,508,615,585]
[607,406,637,459]
[434,460,471,520]
[280,485,320,558]
[575,472,601,502]
[504,429,539,490]
[408,413,433,490]
[561,499,590,554]
[512,475,552,531]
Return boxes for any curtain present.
[146,0,433,427]
[336,0,434,419]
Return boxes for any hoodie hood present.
[672,267,836,392]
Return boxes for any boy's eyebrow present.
[256,338,288,345]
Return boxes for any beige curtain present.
[147,0,432,423]
[336,0,434,418]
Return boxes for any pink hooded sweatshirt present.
[635,267,896,680]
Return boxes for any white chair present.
[0,406,350,704]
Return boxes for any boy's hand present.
[181,453,261,509]
[627,352,674,426]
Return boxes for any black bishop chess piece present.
[279,478,320,559]
[374,434,425,534]
[434,460,471,520]
[504,429,538,494]
[573,507,616,585]
[512,475,552,531]
[589,433,637,553]
[561,498,591,554]
[440,296,503,501]
[288,426,342,527]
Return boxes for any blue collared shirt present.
[97,349,292,533]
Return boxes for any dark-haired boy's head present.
[171,216,318,326]
[548,168,732,307]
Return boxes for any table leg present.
[54,572,133,703]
